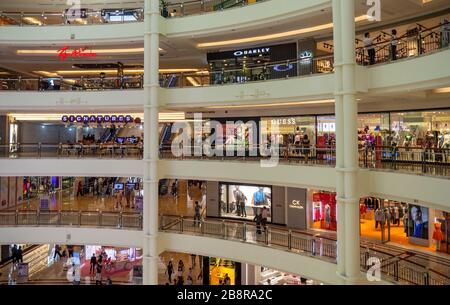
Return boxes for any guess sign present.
[57,46,97,61]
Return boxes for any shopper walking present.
[167,260,174,283]
[364,32,376,65]
[177,260,184,284]
[261,207,268,232]
[255,213,262,235]
[53,244,62,261]
[11,245,17,264]
[190,254,196,267]
[90,253,97,275]
[224,273,231,285]
[301,134,311,163]
[17,246,23,263]
[95,261,103,285]
[390,29,398,61]
[194,201,202,227]
[76,181,83,197]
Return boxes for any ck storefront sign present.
[287,187,307,230]
[233,47,270,57]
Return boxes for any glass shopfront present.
[207,257,238,285]
[390,110,450,148]
[219,183,272,222]
[309,191,337,232]
[207,43,298,85]
[360,197,450,253]
[260,116,316,156]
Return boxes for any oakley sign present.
[57,46,97,61]
[233,47,270,57]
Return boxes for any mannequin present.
[324,204,331,229]
[432,222,444,251]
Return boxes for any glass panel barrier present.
[159,215,450,285]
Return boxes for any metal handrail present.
[159,215,450,285]
[0,0,269,25]
[0,209,142,230]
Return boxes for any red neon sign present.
[57,46,97,60]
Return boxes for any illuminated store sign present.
[273,63,294,72]
[289,200,305,210]
[271,118,297,125]
[299,51,313,60]
[62,115,135,123]
[57,46,97,61]
[233,47,270,57]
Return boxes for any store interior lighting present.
[204,99,335,109]
[197,15,371,48]
[8,112,186,122]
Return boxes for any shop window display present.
[208,257,236,285]
[408,205,429,240]
[258,267,319,285]
[219,183,271,222]
[390,110,450,149]
[311,191,336,231]
[260,116,315,157]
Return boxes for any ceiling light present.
[22,17,42,26]
[204,99,335,109]
[197,15,370,48]
[434,87,450,94]
[17,47,163,55]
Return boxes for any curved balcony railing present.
[0,8,144,26]
[0,143,449,177]
[355,23,448,66]
[159,215,450,285]
[0,143,143,159]
[0,76,143,91]
[0,0,268,26]
[0,210,143,230]
[160,55,334,87]
[159,144,450,177]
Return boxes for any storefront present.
[309,190,337,232]
[203,257,240,285]
[207,43,297,85]
[359,197,450,254]
[260,116,316,156]
[390,110,450,148]
[218,182,272,222]
[206,181,308,229]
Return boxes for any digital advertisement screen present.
[409,205,429,240]
[126,183,136,190]
[220,183,272,221]
[116,137,125,144]
[114,183,124,190]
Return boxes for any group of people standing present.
[10,245,23,264]
[166,255,203,285]
[89,252,112,285]
[363,29,399,65]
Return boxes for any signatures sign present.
[57,46,97,61]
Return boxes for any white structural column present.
[143,0,160,285]
[332,0,346,278]
[341,0,361,283]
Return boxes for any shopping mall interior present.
[0,0,450,287]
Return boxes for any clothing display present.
[432,222,444,241]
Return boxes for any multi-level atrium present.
[0,0,450,291]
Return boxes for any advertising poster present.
[39,196,49,210]
[409,205,429,240]
[17,263,29,283]
[220,183,271,221]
